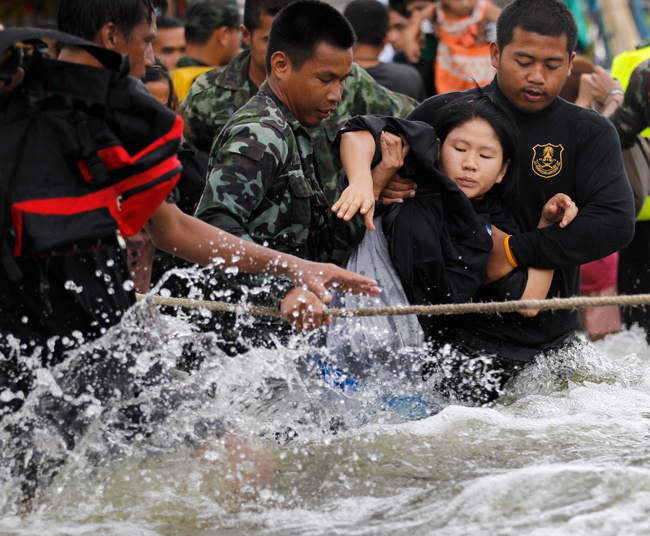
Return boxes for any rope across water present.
[135,292,650,319]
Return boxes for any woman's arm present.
[333,131,407,230]
[517,194,578,316]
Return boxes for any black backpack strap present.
[0,28,128,81]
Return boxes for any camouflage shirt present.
[195,82,364,264]
[182,49,419,204]
[610,58,650,149]
[193,83,366,347]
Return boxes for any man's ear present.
[241,24,252,48]
[214,25,232,46]
[270,50,290,79]
[97,22,119,49]
[566,51,576,78]
[489,41,500,69]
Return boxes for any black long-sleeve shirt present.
[408,78,635,361]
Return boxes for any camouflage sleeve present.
[194,120,289,239]
[610,60,650,149]
[348,64,419,118]
[181,72,224,154]
[194,120,295,310]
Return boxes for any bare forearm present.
[146,203,301,277]
[340,131,377,190]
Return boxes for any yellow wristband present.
[504,234,518,268]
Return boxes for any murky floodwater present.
[2,294,650,536]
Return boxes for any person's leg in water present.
[421,342,525,405]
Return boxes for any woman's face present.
[145,79,171,108]
[438,117,510,199]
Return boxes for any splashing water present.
[1,279,650,535]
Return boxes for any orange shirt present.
[434,0,496,94]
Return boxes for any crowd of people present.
[0,0,647,499]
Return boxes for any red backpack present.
[0,29,182,278]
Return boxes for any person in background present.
[389,0,437,97]
[556,55,622,341]
[153,15,186,69]
[344,0,426,101]
[432,0,500,93]
[582,58,650,344]
[172,0,241,99]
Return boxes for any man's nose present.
[145,44,155,67]
[527,62,545,84]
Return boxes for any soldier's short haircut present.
[496,0,578,55]
[344,0,388,48]
[56,0,158,42]
[243,0,291,32]
[185,0,240,45]
[157,15,184,29]
[266,0,356,73]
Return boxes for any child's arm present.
[518,194,578,316]
[332,131,407,230]
[485,2,501,23]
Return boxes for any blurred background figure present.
[154,15,186,70]
[433,0,500,93]
[344,0,426,101]
[172,0,241,100]
[557,55,622,341]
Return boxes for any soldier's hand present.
[379,173,417,204]
[539,193,577,228]
[292,260,380,304]
[281,287,328,333]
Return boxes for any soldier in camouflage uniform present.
[193,0,391,350]
[182,0,419,205]
[172,0,241,99]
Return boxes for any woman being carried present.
[331,94,577,403]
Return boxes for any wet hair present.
[243,0,292,32]
[56,0,158,42]
[344,0,389,48]
[266,0,356,73]
[496,0,578,55]
[157,15,184,29]
[141,57,179,110]
[435,93,520,206]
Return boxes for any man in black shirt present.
[348,0,635,401]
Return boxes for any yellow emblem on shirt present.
[532,143,564,178]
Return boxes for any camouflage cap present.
[185,0,241,30]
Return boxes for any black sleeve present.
[510,116,635,269]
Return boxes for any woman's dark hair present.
[141,57,179,111]
[435,93,520,207]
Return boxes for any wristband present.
[603,88,624,103]
[504,234,518,268]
